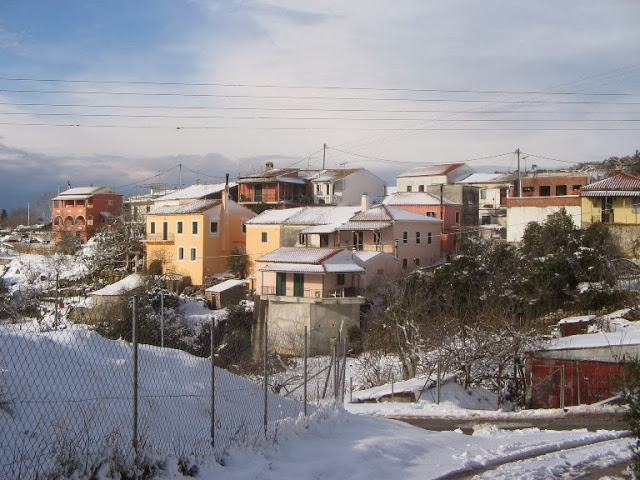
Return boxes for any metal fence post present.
[132,295,139,454]
[304,325,308,416]
[263,315,268,436]
[333,342,338,400]
[210,318,215,448]
[54,272,59,331]
[350,377,353,403]
[560,365,566,409]
[160,291,165,348]
[341,338,347,404]
[436,360,441,405]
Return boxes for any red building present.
[52,186,123,243]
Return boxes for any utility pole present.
[322,143,327,170]
[516,148,522,197]
[179,162,183,189]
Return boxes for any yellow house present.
[145,195,256,286]
[581,173,640,225]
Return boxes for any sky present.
[0,0,639,211]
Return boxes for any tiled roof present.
[238,168,302,183]
[581,173,640,192]
[148,199,220,215]
[258,249,365,274]
[257,247,341,264]
[157,183,234,201]
[245,207,304,225]
[246,206,360,226]
[397,163,466,178]
[307,168,362,182]
[300,224,341,234]
[205,279,247,292]
[382,192,459,206]
[350,206,392,221]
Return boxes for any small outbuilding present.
[526,329,640,408]
[86,273,148,322]
[205,279,247,309]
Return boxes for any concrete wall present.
[261,296,364,355]
[506,204,582,243]
[339,170,386,206]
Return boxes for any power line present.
[327,146,515,165]
[1,75,638,96]
[3,88,640,105]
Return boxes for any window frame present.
[261,231,268,243]
[416,231,421,244]
[178,247,184,261]
[402,231,408,244]
[150,221,156,235]
[177,221,183,234]
[190,247,197,262]
[210,220,219,235]
[192,220,198,235]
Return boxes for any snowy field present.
[0,250,637,479]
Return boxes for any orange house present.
[51,186,123,243]
[145,193,256,286]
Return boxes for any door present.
[276,272,286,296]
[293,273,304,297]
[162,221,168,241]
[254,184,263,203]
[601,197,613,223]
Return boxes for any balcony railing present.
[260,286,359,298]
[146,233,174,243]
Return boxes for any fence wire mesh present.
[0,318,343,479]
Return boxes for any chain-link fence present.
[0,305,348,479]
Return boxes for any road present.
[388,411,629,435]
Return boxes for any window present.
[178,247,184,261]
[633,197,640,214]
[407,185,412,192]
[402,231,408,244]
[402,258,408,269]
[192,221,198,234]
[337,273,345,285]
[418,185,424,192]
[190,247,196,261]
[414,258,420,267]
[481,215,490,225]
[455,212,460,224]
[177,221,183,234]
[210,221,218,234]
[481,189,487,200]
[299,233,305,245]
[426,211,436,218]
[261,231,268,243]
[572,184,582,193]
[556,185,567,196]
[416,232,421,244]
[373,231,381,245]
[54,200,59,208]
[65,200,73,207]
[242,222,246,233]
[54,216,61,225]
[162,221,168,241]
[539,185,551,196]
[316,184,322,193]
[428,232,432,244]
[150,221,156,234]
[108,200,114,206]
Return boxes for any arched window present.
[64,216,74,228]
[75,216,86,226]
[54,216,62,226]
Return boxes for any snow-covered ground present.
[1,252,637,479]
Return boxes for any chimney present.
[222,173,229,212]
[361,192,368,212]
[265,161,274,171]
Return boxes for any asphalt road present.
[388,411,629,435]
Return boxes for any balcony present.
[145,233,174,244]
[260,286,360,299]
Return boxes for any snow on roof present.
[382,192,460,206]
[258,249,364,274]
[238,168,305,183]
[335,221,392,231]
[53,186,118,200]
[156,183,235,201]
[149,199,220,215]
[257,247,340,264]
[300,223,341,234]
[245,207,304,225]
[353,251,386,263]
[307,168,362,182]
[246,206,360,226]
[205,279,247,293]
[543,330,640,351]
[457,173,516,184]
[90,274,146,296]
[397,163,466,178]
[558,315,597,325]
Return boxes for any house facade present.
[144,193,256,286]
[304,168,386,206]
[51,186,123,243]
[382,192,463,253]
[254,247,366,355]
[581,173,640,225]
[456,173,515,225]
[505,173,591,242]
[238,163,310,208]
